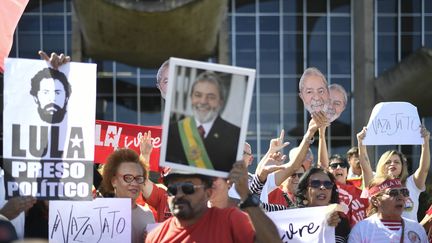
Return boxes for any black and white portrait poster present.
[3,58,96,200]
[161,58,255,177]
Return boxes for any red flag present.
[0,0,29,73]
[94,120,162,172]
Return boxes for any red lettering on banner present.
[94,120,162,172]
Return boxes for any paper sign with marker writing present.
[49,198,131,243]
[266,205,335,243]
[363,102,422,145]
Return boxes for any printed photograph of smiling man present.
[161,59,255,177]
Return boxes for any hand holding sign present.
[363,102,423,145]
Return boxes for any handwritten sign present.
[363,102,422,145]
[266,205,335,243]
[49,198,131,243]
[94,120,162,172]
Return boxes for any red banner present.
[0,0,29,73]
[94,120,162,172]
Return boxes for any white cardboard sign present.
[363,102,422,145]
[49,198,131,243]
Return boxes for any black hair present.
[329,154,349,169]
[30,67,72,98]
[164,173,214,189]
[295,167,339,207]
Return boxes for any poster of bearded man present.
[3,58,96,200]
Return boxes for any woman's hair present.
[99,148,146,197]
[295,167,339,207]
[375,150,409,184]
[366,175,393,217]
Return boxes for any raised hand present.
[268,129,290,154]
[139,131,153,159]
[38,50,71,69]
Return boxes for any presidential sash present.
[178,117,214,169]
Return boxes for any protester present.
[136,131,172,222]
[348,176,428,242]
[99,148,155,243]
[296,167,351,242]
[345,146,364,188]
[156,60,169,99]
[251,112,326,208]
[419,204,432,242]
[317,126,369,227]
[358,126,430,221]
[267,166,305,207]
[146,161,282,243]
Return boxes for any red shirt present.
[268,188,288,206]
[136,183,171,222]
[146,207,255,243]
[336,182,369,227]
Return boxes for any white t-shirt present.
[403,174,425,221]
[0,169,25,239]
[348,214,428,243]
[259,172,277,203]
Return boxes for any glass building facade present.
[2,0,432,174]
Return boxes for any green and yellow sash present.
[178,117,214,169]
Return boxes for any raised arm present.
[413,125,430,189]
[229,161,282,243]
[273,111,327,186]
[140,131,155,198]
[317,126,329,169]
[356,127,374,188]
[255,130,289,178]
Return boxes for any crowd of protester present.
[0,52,431,243]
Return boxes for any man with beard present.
[166,71,240,172]
[30,67,71,124]
[145,161,281,243]
[298,67,330,114]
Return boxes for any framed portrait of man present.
[160,58,255,177]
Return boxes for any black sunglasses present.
[329,162,348,169]
[167,182,205,196]
[118,174,145,184]
[290,173,304,178]
[309,179,334,189]
[385,188,410,198]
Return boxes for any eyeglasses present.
[309,180,334,189]
[118,174,145,184]
[290,173,304,178]
[384,188,410,198]
[167,182,205,196]
[329,162,348,169]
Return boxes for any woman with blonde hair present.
[357,126,430,221]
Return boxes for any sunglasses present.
[167,182,205,196]
[329,162,348,169]
[118,174,145,184]
[384,188,410,198]
[309,179,334,189]
[290,173,304,178]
